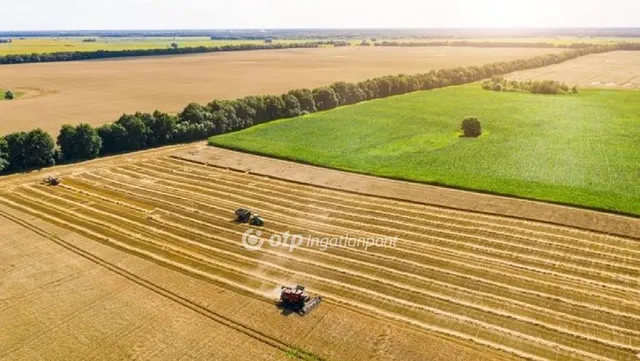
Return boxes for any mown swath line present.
[127,163,638,277]
[7,189,634,361]
[166,156,640,251]
[0,204,328,361]
[79,171,640,320]
[152,159,640,269]
[0,275,134,358]
[34,183,640,350]
[126,162,636,277]
[0,194,557,361]
[140,161,640,272]
[117,166,640,294]
[158,158,640,259]
[61,177,640,335]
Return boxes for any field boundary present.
[175,147,640,240]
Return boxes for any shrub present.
[287,89,316,113]
[281,93,302,118]
[72,123,102,159]
[115,114,150,151]
[3,129,56,171]
[179,103,212,124]
[262,95,287,122]
[97,123,127,154]
[142,111,177,146]
[312,86,339,111]
[461,117,482,138]
[57,123,102,161]
[4,90,14,100]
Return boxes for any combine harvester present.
[43,176,60,186]
[278,285,322,315]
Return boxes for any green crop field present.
[210,85,640,216]
[0,37,304,55]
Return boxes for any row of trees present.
[482,76,577,94]
[0,44,630,173]
[0,42,324,65]
[2,40,638,66]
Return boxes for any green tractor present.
[235,208,264,227]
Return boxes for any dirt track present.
[0,145,638,361]
[0,46,563,135]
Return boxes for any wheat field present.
[0,46,565,135]
[0,147,637,361]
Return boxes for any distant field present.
[0,37,303,55]
[2,36,637,56]
[0,46,562,135]
[389,37,640,45]
[509,51,640,89]
[210,84,640,216]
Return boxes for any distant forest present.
[1,28,640,40]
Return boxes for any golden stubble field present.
[509,51,640,89]
[0,46,564,135]
[0,145,638,361]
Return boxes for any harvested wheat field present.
[0,210,291,361]
[0,46,564,135]
[0,145,638,361]
[509,51,640,89]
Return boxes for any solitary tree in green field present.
[461,117,482,138]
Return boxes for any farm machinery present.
[235,208,264,226]
[43,176,60,186]
[278,285,322,315]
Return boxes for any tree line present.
[2,40,637,66]
[0,42,324,65]
[0,44,631,174]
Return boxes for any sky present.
[1,0,639,31]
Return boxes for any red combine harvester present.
[278,285,322,315]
